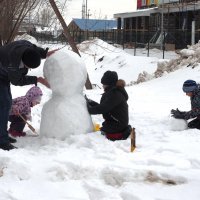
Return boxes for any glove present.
[86,101,92,108]
[171,108,186,115]
[84,95,92,103]
[171,108,186,119]
[37,77,50,88]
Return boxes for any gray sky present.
[64,0,136,22]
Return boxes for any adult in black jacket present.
[0,40,51,150]
[87,71,131,141]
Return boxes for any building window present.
[142,0,146,6]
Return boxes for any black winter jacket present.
[184,87,200,120]
[88,86,129,133]
[0,40,47,86]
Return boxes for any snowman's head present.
[43,50,87,95]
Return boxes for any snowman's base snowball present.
[169,117,188,131]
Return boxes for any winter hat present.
[22,48,41,68]
[101,71,118,86]
[25,86,43,103]
[182,80,197,93]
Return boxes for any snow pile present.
[14,33,39,45]
[40,50,93,139]
[78,38,119,57]
[133,41,200,84]
[180,49,195,57]
[128,71,153,85]
[155,41,200,76]
[169,117,188,131]
[78,38,158,86]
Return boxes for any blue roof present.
[72,18,117,31]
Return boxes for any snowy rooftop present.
[71,18,117,31]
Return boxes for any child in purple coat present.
[9,86,43,137]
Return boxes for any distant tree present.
[38,7,55,27]
[0,0,40,44]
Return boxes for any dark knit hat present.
[101,71,118,86]
[22,48,41,68]
[182,79,197,93]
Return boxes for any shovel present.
[19,113,38,135]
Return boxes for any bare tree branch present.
[8,0,39,42]
[0,0,40,44]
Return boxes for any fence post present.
[122,29,125,50]
[163,31,165,59]
[134,17,138,56]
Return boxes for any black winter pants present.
[188,118,200,130]
[0,82,12,144]
[9,115,26,132]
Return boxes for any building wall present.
[137,0,187,8]
[68,21,80,32]
[147,0,159,6]
[158,0,179,4]
[117,1,200,48]
[137,0,159,9]
[137,0,142,8]
[141,0,147,6]
[137,0,197,9]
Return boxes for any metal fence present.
[30,29,200,52]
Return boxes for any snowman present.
[40,50,94,139]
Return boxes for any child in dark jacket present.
[9,86,43,137]
[87,70,131,141]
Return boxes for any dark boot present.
[8,136,17,143]
[9,129,26,137]
[0,143,17,151]
[188,118,200,129]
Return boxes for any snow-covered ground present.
[1,38,200,200]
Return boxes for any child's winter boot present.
[9,129,26,137]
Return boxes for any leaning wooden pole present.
[49,0,92,89]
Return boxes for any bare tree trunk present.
[0,35,2,46]
[0,0,39,44]
[49,0,92,89]
[7,0,28,43]
[9,0,37,42]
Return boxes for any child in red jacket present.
[9,86,43,137]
